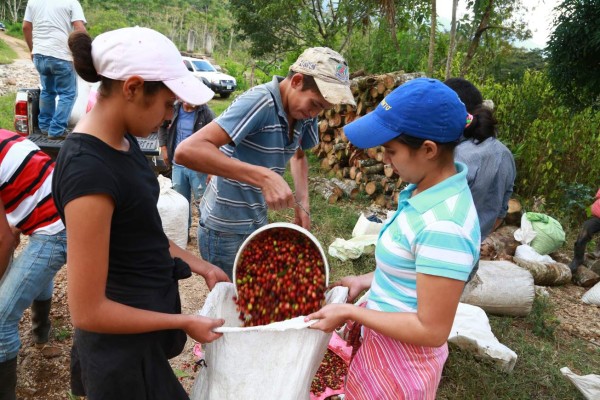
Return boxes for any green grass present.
[0,38,17,64]
[0,92,16,130]
[4,21,24,39]
[208,94,235,117]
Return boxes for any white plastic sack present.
[514,213,536,245]
[352,213,383,237]
[448,303,518,372]
[560,367,600,399]
[582,281,600,306]
[514,244,554,263]
[328,235,378,261]
[191,283,348,400]
[156,175,189,248]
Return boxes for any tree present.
[229,0,371,57]
[4,0,25,22]
[546,0,600,109]
[427,0,436,76]
[445,0,458,80]
[458,0,531,77]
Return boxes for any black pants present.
[572,216,600,268]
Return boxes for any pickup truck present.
[14,77,166,172]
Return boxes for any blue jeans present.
[33,54,77,137]
[197,223,249,280]
[0,230,67,362]
[172,164,207,228]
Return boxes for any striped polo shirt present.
[0,129,64,235]
[367,162,481,313]
[199,76,319,234]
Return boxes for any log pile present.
[314,71,425,209]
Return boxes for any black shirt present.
[52,133,188,399]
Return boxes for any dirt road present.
[0,31,31,60]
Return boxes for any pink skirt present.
[345,327,449,400]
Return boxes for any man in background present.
[22,0,86,140]
[0,130,67,400]
[159,100,215,240]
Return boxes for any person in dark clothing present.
[570,188,600,272]
[52,27,228,400]
[159,101,215,231]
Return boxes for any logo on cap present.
[335,64,349,82]
[298,60,317,70]
[380,99,392,111]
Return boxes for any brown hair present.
[444,77,498,144]
[68,31,166,99]
[287,70,320,92]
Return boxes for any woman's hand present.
[183,315,225,343]
[330,274,372,303]
[305,303,353,333]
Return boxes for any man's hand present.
[294,202,311,230]
[160,146,170,168]
[203,264,230,290]
[260,169,295,211]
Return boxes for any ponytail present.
[68,31,98,83]
[463,105,497,144]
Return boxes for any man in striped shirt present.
[0,129,66,400]
[175,47,355,279]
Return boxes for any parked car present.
[182,56,236,98]
[0,23,6,31]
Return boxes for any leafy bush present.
[476,70,600,228]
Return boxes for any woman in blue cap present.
[307,78,481,399]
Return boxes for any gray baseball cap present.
[290,47,356,107]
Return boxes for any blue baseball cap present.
[344,78,467,149]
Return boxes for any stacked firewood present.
[313,71,425,209]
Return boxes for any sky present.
[437,0,560,49]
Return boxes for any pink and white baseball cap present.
[91,27,214,105]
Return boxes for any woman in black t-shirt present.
[52,27,226,399]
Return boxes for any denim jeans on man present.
[0,230,67,362]
[172,164,207,228]
[198,223,249,280]
[33,54,77,138]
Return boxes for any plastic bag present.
[352,213,383,237]
[328,235,378,261]
[514,213,537,245]
[156,175,189,248]
[448,303,518,372]
[582,281,600,306]
[190,283,348,400]
[560,367,600,399]
[526,212,565,255]
[310,332,352,400]
[514,244,554,263]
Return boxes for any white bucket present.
[232,222,330,295]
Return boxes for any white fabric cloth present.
[24,0,86,61]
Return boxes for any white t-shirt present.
[24,0,86,61]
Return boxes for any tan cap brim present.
[314,78,356,107]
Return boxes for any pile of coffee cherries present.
[234,227,327,327]
[310,349,348,396]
